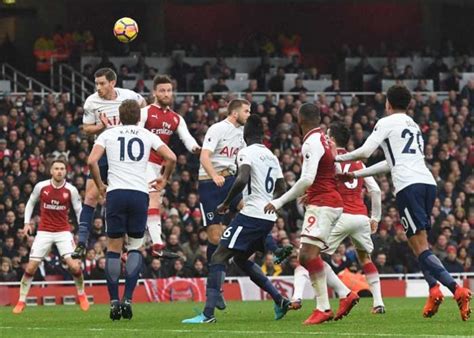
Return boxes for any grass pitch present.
[1,298,472,337]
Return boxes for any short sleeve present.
[137,107,148,128]
[82,99,96,124]
[202,125,220,152]
[95,132,106,148]
[368,119,389,145]
[237,149,251,166]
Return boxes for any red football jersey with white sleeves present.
[24,180,82,232]
[303,128,344,208]
[139,104,199,165]
[335,148,368,216]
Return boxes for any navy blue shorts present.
[396,184,436,238]
[198,176,242,227]
[88,154,108,182]
[105,189,149,238]
[219,213,274,253]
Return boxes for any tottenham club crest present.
[207,212,214,221]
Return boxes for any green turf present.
[0,298,472,337]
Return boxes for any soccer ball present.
[113,17,139,43]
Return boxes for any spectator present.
[0,257,17,281]
[289,77,308,94]
[261,253,282,276]
[88,257,107,280]
[191,257,207,277]
[268,67,285,92]
[442,246,464,273]
[169,258,191,278]
[324,79,341,92]
[144,258,167,279]
[374,253,394,274]
[210,77,229,94]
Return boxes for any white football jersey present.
[368,113,436,193]
[83,88,144,128]
[198,119,246,177]
[238,144,283,221]
[94,125,165,193]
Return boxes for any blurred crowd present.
[0,79,472,283]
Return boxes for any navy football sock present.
[264,234,278,253]
[421,268,438,289]
[105,251,121,301]
[78,204,95,245]
[418,250,457,293]
[203,263,226,318]
[242,260,283,304]
[124,250,143,300]
[207,242,218,263]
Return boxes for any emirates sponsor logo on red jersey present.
[43,199,67,211]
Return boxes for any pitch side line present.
[0,327,468,337]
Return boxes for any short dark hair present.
[153,75,172,90]
[51,159,67,167]
[244,114,263,142]
[94,68,117,82]
[298,103,320,123]
[329,121,351,147]
[387,85,411,110]
[119,100,140,125]
[227,99,250,115]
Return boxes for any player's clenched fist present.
[216,203,229,215]
[22,223,33,237]
[264,202,277,214]
[336,172,355,182]
[212,175,225,187]
[369,218,379,234]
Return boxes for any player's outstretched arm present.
[363,174,382,233]
[216,164,250,214]
[336,120,388,162]
[87,144,107,196]
[353,160,390,178]
[265,138,322,213]
[335,137,380,162]
[273,178,287,199]
[177,116,201,154]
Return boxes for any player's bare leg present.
[410,230,471,320]
[73,179,100,259]
[106,237,125,321]
[65,257,89,311]
[299,243,334,325]
[13,260,41,314]
[147,191,179,259]
[357,250,385,314]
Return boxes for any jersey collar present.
[303,127,321,143]
[152,103,170,112]
[50,179,66,189]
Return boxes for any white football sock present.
[147,208,163,246]
[292,265,310,301]
[324,261,350,299]
[19,272,33,302]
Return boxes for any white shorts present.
[324,213,374,255]
[300,205,343,250]
[146,162,162,193]
[29,231,75,261]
